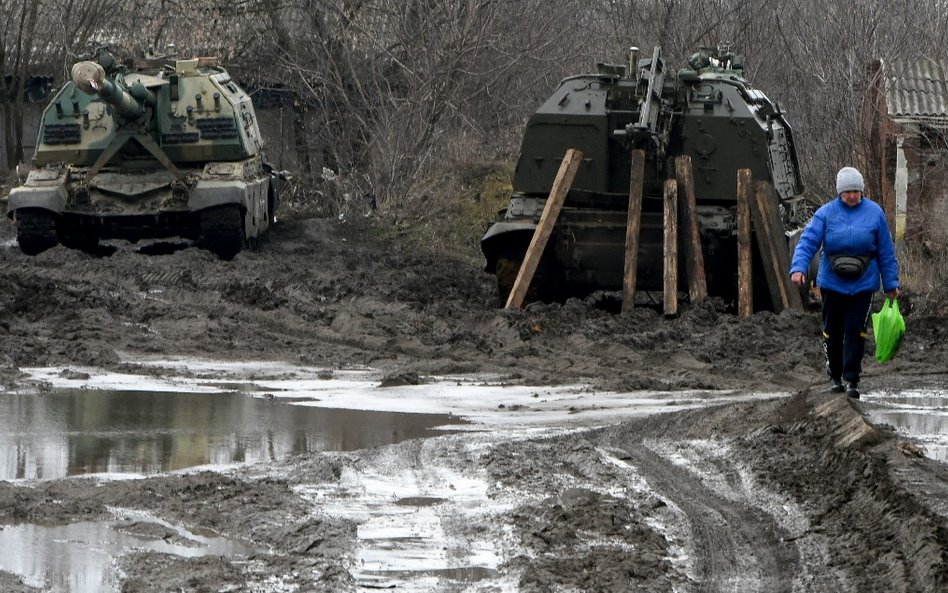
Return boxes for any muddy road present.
[0,216,947,592]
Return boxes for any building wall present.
[871,58,948,248]
[915,138,948,246]
[864,121,948,247]
[899,130,948,246]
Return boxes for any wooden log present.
[750,180,786,311]
[674,155,708,303]
[750,180,804,312]
[663,178,679,316]
[622,149,646,313]
[736,169,753,318]
[505,148,584,309]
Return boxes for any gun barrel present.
[71,61,144,118]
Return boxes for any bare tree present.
[591,0,946,201]
[760,0,937,197]
[2,0,40,169]
[1,0,138,171]
[7,0,948,221]
[243,0,590,215]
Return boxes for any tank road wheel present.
[16,209,59,255]
[200,204,245,261]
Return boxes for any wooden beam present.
[674,155,707,303]
[750,180,803,312]
[663,178,679,317]
[736,169,753,319]
[505,149,584,309]
[622,150,646,313]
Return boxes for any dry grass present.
[273,156,515,266]
[899,242,948,294]
[390,160,515,260]
[897,241,948,316]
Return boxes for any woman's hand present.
[886,288,900,299]
[791,271,806,287]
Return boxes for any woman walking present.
[789,166,900,399]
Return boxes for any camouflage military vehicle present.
[6,48,281,259]
[482,45,804,303]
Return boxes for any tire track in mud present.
[620,441,799,593]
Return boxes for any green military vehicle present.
[482,45,805,304]
[6,48,281,259]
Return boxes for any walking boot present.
[830,378,845,394]
[846,382,860,400]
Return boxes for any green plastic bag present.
[872,298,906,363]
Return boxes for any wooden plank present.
[622,150,646,313]
[505,148,584,309]
[750,180,803,312]
[663,178,679,316]
[674,155,708,303]
[766,181,803,310]
[736,169,753,318]
[750,183,781,311]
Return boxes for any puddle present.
[0,389,463,480]
[306,462,507,593]
[4,361,797,592]
[5,362,796,482]
[864,388,948,462]
[0,511,253,593]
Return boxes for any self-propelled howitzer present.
[6,49,282,259]
[481,46,804,305]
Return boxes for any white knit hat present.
[836,167,864,194]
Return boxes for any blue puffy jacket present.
[789,196,900,294]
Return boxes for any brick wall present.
[903,131,948,246]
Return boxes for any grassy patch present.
[898,241,948,315]
[396,160,515,260]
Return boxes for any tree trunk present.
[293,97,313,177]
[6,0,39,170]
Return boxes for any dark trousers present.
[821,288,873,385]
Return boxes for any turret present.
[71,60,155,120]
[29,47,264,169]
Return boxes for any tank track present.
[16,209,59,255]
[200,205,244,261]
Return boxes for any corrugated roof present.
[885,59,948,119]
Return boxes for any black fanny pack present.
[830,254,872,280]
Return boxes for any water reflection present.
[0,389,461,480]
[0,515,253,593]
[866,389,948,462]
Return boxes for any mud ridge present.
[737,394,948,593]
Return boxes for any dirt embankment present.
[0,216,947,591]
